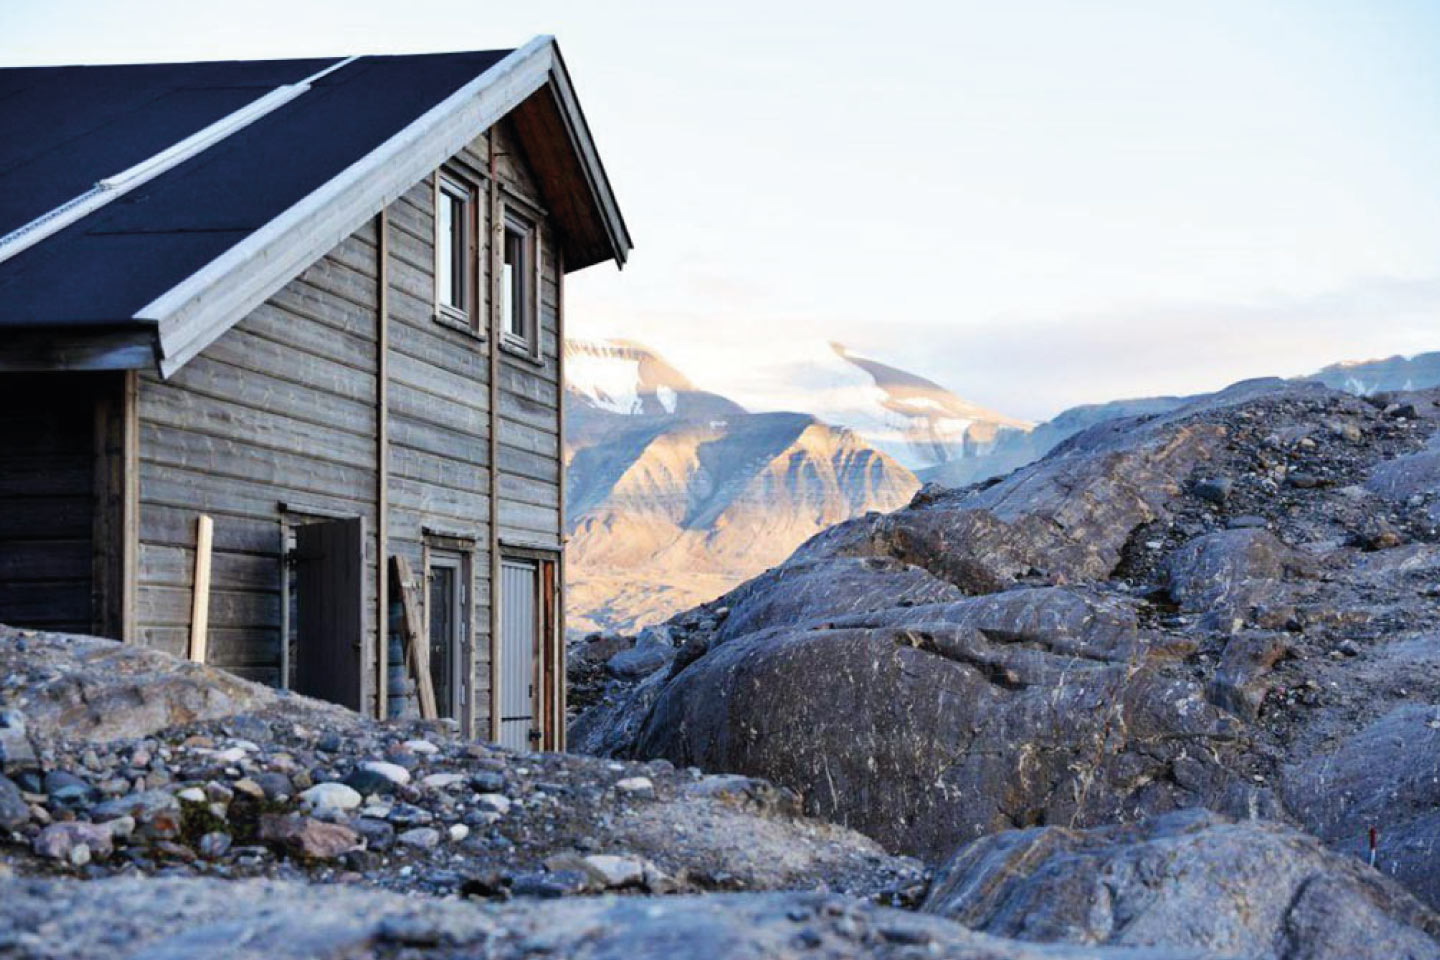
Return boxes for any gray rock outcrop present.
[923,810,1440,960]
[577,383,1440,913]
[0,875,1219,960]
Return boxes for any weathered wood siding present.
[386,119,564,733]
[135,220,382,693]
[0,374,98,633]
[384,150,493,727]
[491,121,564,551]
[131,116,563,732]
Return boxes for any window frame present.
[433,169,481,334]
[499,204,540,358]
[421,536,474,726]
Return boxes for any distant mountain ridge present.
[927,350,1440,488]
[565,338,739,422]
[827,342,1032,463]
[563,340,1440,637]
[1304,350,1440,396]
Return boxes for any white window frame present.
[434,171,478,331]
[499,206,539,356]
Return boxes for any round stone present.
[359,761,412,787]
[299,782,362,813]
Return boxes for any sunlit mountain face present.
[563,339,920,638]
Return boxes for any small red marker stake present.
[1368,826,1379,867]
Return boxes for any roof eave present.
[0,323,158,373]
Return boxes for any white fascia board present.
[144,37,558,378]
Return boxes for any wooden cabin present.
[0,38,631,750]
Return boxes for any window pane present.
[449,195,466,308]
[438,188,466,311]
[501,231,515,335]
[504,227,526,339]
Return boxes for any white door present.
[499,558,538,750]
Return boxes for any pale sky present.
[5,0,1438,420]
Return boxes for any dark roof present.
[0,51,510,330]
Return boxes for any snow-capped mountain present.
[801,343,1032,472]
[567,338,706,418]
[564,339,743,447]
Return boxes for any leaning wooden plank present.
[391,555,436,720]
[188,514,213,663]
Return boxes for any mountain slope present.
[564,340,919,637]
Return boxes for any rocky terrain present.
[922,349,1440,489]
[0,627,921,901]
[565,341,1440,640]
[573,378,1440,955]
[4,380,1440,957]
[923,809,1440,959]
[920,392,1193,488]
[12,628,1418,960]
[0,876,1227,960]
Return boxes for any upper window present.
[500,210,536,351]
[435,174,475,326]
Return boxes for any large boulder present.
[1163,528,1311,626]
[827,585,1148,662]
[568,664,673,757]
[1368,428,1440,524]
[714,556,965,645]
[785,414,1227,592]
[0,627,352,745]
[605,627,676,679]
[632,585,1250,860]
[923,810,1440,960]
[1282,703,1440,911]
[577,382,1440,914]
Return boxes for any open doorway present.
[282,512,364,710]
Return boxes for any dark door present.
[0,374,99,634]
[293,516,364,710]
